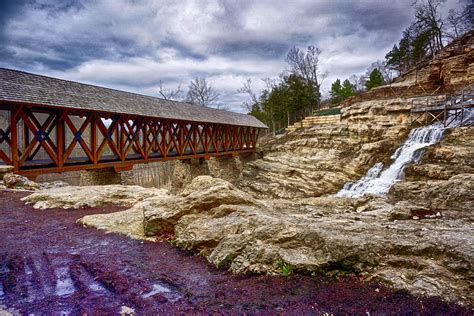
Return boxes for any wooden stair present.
[285,114,341,133]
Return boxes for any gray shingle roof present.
[0,68,267,128]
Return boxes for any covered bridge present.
[0,68,267,177]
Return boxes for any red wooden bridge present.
[0,68,267,177]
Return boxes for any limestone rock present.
[3,173,40,190]
[39,180,69,190]
[389,174,474,220]
[22,185,169,209]
[27,170,474,305]
[78,200,155,241]
[0,165,14,180]
[389,201,431,220]
[143,176,261,236]
[239,122,407,199]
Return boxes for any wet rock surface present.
[3,190,470,314]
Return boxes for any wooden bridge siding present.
[0,102,260,176]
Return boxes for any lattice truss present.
[0,104,260,175]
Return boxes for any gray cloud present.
[0,0,465,112]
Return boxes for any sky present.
[0,0,465,113]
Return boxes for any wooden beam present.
[10,105,19,171]
[16,148,257,176]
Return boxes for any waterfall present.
[336,124,445,198]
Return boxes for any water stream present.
[336,106,474,198]
[336,124,445,198]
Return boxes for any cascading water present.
[336,104,474,198]
[336,103,473,198]
[336,124,445,198]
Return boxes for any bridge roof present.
[0,68,267,128]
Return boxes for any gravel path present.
[0,190,470,315]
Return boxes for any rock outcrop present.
[239,119,409,199]
[22,185,168,209]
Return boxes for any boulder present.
[22,185,169,209]
[0,165,14,180]
[389,174,474,220]
[3,173,40,190]
[143,176,261,236]
[389,201,432,220]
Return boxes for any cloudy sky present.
[0,0,464,112]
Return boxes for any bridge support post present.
[170,158,210,192]
[208,155,242,184]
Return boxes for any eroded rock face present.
[390,174,474,220]
[390,127,474,221]
[26,171,473,305]
[239,122,409,199]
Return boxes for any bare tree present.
[185,77,219,107]
[413,0,445,53]
[261,77,278,90]
[348,74,366,93]
[158,80,183,101]
[285,45,328,109]
[445,8,470,40]
[366,60,395,83]
[237,78,258,112]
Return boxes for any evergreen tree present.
[329,78,355,103]
[340,79,356,99]
[251,74,318,134]
[330,79,343,104]
[385,44,403,72]
[365,68,384,90]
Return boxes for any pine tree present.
[340,79,356,99]
[330,79,343,104]
[365,69,384,90]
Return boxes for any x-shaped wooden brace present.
[165,123,180,156]
[144,120,157,158]
[209,125,220,153]
[231,126,240,150]
[195,125,206,154]
[96,116,121,161]
[63,112,94,163]
[18,109,58,166]
[201,125,211,153]
[181,123,196,155]
[0,127,12,165]
[122,117,145,159]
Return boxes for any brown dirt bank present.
[0,190,470,315]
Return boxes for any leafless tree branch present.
[186,77,219,107]
[158,80,183,101]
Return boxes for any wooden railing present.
[411,84,474,127]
